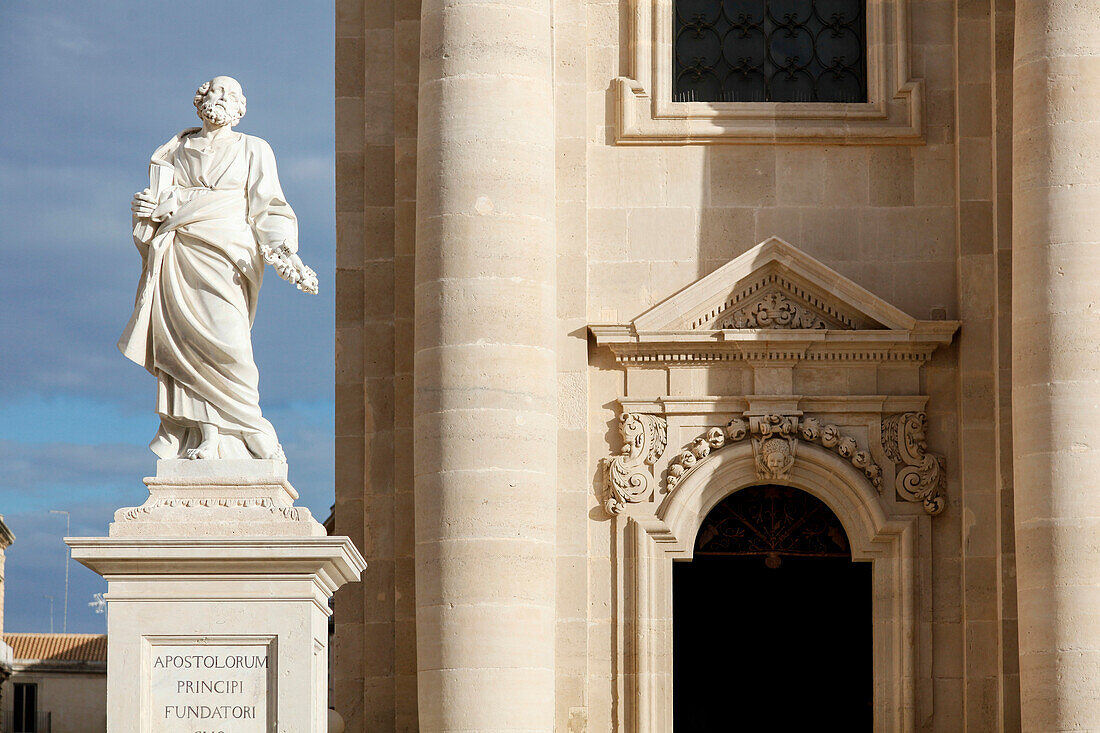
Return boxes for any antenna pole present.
[49,510,71,633]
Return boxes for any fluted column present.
[1012,1,1100,729]
[414,1,557,731]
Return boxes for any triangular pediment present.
[633,237,916,333]
[589,237,959,365]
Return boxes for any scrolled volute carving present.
[604,412,668,515]
[882,412,946,515]
[665,414,883,491]
[751,413,799,437]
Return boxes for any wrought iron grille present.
[694,485,851,563]
[673,0,867,103]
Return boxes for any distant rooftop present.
[4,633,107,663]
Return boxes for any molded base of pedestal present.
[110,459,322,537]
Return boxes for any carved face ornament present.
[760,437,793,474]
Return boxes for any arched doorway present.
[673,485,873,730]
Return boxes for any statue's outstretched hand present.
[259,243,319,294]
[131,188,157,218]
[288,253,319,295]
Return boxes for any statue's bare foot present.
[244,432,284,461]
[186,424,219,459]
[185,440,218,460]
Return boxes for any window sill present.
[615,77,923,145]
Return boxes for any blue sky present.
[0,2,336,633]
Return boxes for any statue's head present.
[194,76,247,128]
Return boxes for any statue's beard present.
[197,100,240,127]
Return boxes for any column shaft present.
[414,1,557,731]
[1012,1,1100,729]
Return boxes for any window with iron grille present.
[674,0,867,103]
[13,683,38,733]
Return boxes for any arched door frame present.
[627,441,920,732]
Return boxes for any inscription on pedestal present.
[148,641,272,732]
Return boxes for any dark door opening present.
[13,682,38,733]
[673,485,872,731]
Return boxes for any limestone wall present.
[334,0,1023,729]
[0,539,7,638]
[333,0,419,729]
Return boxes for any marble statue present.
[120,76,317,461]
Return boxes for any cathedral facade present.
[332,0,1097,730]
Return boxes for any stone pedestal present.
[68,460,365,733]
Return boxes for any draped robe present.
[119,128,298,459]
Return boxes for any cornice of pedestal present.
[67,536,367,598]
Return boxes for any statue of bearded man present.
[119,76,317,461]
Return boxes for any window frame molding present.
[614,0,924,144]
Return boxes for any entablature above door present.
[589,236,958,367]
[590,237,959,519]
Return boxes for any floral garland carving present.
[881,412,946,515]
[605,412,668,514]
[722,292,829,329]
[666,415,883,491]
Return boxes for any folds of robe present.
[119,129,298,459]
